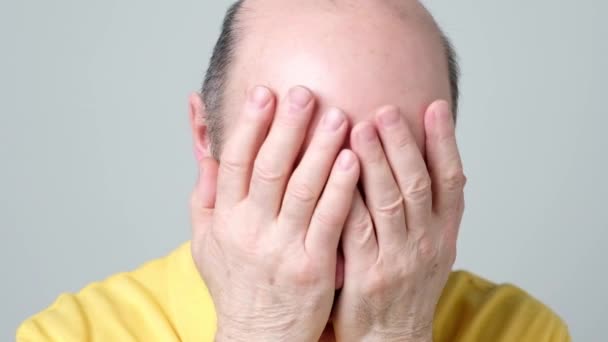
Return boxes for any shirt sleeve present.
[434,271,571,342]
[16,257,181,342]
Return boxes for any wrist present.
[215,321,320,342]
[215,326,249,342]
[361,325,433,342]
[362,334,432,342]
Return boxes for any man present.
[17,0,570,341]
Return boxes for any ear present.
[189,92,212,161]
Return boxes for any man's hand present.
[190,86,359,341]
[333,101,466,341]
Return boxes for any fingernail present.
[337,150,355,170]
[377,107,401,127]
[322,108,345,131]
[288,86,312,110]
[249,86,271,109]
[357,124,377,142]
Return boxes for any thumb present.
[197,157,219,209]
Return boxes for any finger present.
[191,157,219,240]
[350,121,407,250]
[375,106,433,236]
[341,190,378,273]
[424,100,466,218]
[279,108,348,240]
[306,150,359,258]
[248,86,316,216]
[198,158,219,209]
[216,86,275,209]
[335,249,345,289]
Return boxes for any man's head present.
[191,0,459,160]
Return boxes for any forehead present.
[224,0,451,146]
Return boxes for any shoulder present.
[16,243,191,342]
[434,270,571,342]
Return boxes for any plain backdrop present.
[1,0,606,340]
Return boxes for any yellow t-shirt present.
[17,242,570,341]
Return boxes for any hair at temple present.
[201,0,460,158]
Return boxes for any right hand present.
[190,86,359,341]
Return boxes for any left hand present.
[333,100,466,341]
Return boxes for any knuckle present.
[287,181,318,205]
[403,174,432,202]
[346,212,375,245]
[363,271,389,296]
[372,195,404,218]
[417,235,439,261]
[313,209,343,228]
[219,157,249,176]
[291,260,322,287]
[393,132,415,150]
[361,265,394,298]
[252,159,286,184]
[442,169,467,191]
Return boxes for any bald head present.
[201,0,459,158]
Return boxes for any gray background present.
[1,0,606,340]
